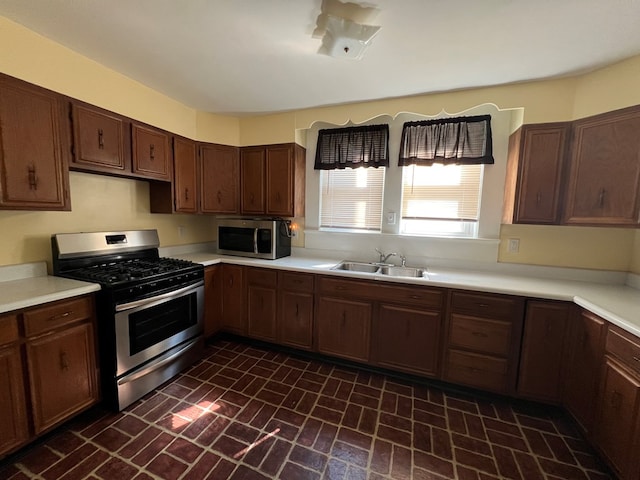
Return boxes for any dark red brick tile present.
[294,391,318,415]
[335,381,354,401]
[381,391,397,413]
[146,453,188,480]
[413,451,455,478]
[379,412,412,432]
[302,371,327,384]
[289,445,328,472]
[279,462,320,480]
[44,431,84,455]
[349,392,379,409]
[214,400,242,418]
[331,441,369,468]
[397,394,413,418]
[358,407,378,434]
[180,412,217,440]
[226,422,261,443]
[93,427,131,451]
[487,429,528,452]
[161,382,192,398]
[453,432,492,455]
[337,427,372,450]
[212,434,247,458]
[465,412,488,440]
[40,444,96,480]
[317,395,348,412]
[297,417,323,447]
[353,384,381,398]
[119,425,162,458]
[514,451,546,480]
[243,433,277,467]
[370,438,392,474]
[166,437,204,463]
[414,423,431,452]
[266,418,300,441]
[236,399,265,423]
[544,432,578,464]
[264,380,293,395]
[332,368,357,382]
[282,368,304,385]
[483,417,522,437]
[80,411,123,437]
[181,451,221,480]
[322,377,340,397]
[448,408,467,434]
[455,448,499,475]
[113,414,147,436]
[242,377,267,396]
[456,464,481,480]
[391,444,412,479]
[274,407,306,426]
[59,449,109,480]
[478,402,498,419]
[522,427,553,458]
[282,387,305,409]
[250,403,277,429]
[255,389,286,406]
[19,445,62,474]
[132,432,174,467]
[212,373,239,388]
[384,381,413,396]
[143,397,180,423]
[95,457,140,479]
[447,396,480,414]
[378,424,412,445]
[356,371,371,385]
[296,378,324,393]
[539,458,589,479]
[285,357,309,369]
[311,405,343,424]
[414,398,445,416]
[260,439,292,476]
[492,444,522,479]
[222,390,251,407]
[341,403,362,429]
[325,458,348,480]
[516,414,558,433]
[314,422,338,454]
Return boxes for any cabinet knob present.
[98,128,104,149]
[60,351,69,371]
[185,188,189,201]
[598,188,606,208]
[27,165,38,190]
[149,144,155,160]
[536,192,542,205]
[49,311,72,322]
[217,191,222,203]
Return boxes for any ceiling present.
[2,0,640,116]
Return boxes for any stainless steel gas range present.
[51,230,204,411]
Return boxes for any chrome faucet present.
[375,248,397,264]
[399,255,407,267]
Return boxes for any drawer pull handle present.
[477,303,489,308]
[98,128,104,149]
[472,331,488,338]
[633,356,640,363]
[60,351,69,371]
[50,311,72,321]
[410,295,422,299]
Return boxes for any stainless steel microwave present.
[216,218,292,259]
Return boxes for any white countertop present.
[175,252,640,338]
[2,255,638,339]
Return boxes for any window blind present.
[399,115,494,166]
[401,164,483,221]
[315,124,389,170]
[320,167,385,231]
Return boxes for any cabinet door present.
[563,309,607,433]
[517,301,569,403]
[201,143,239,214]
[71,103,129,174]
[316,296,371,363]
[564,107,640,226]
[173,136,198,213]
[26,322,98,435]
[0,74,70,210]
[375,304,441,377]
[220,264,246,335]
[266,145,293,216]
[247,284,278,342]
[204,265,222,337]
[240,147,265,214]
[0,344,29,457]
[505,123,569,224]
[279,290,314,350]
[132,123,171,181]
[594,358,640,478]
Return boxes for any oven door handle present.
[253,227,258,254]
[117,338,198,386]
[115,280,204,312]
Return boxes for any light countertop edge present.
[176,252,640,338]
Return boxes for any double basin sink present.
[331,261,427,278]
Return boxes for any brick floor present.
[0,339,612,479]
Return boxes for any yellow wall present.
[631,231,640,274]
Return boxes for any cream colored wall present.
[631,231,640,274]
[0,173,216,269]
[196,111,240,145]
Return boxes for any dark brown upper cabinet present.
[240,143,305,217]
[200,143,239,214]
[70,101,131,176]
[0,74,71,211]
[563,105,640,226]
[503,123,570,224]
[131,122,172,182]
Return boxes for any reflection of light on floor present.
[171,401,221,429]
[233,428,281,459]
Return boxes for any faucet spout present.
[375,248,397,264]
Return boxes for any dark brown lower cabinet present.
[517,301,569,403]
[562,309,607,433]
[278,271,314,350]
[204,265,222,337]
[316,296,371,363]
[0,342,29,456]
[374,303,440,377]
[246,268,278,342]
[220,264,246,335]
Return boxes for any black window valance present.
[398,115,494,166]
[314,124,389,170]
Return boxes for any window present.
[401,163,483,237]
[319,167,385,231]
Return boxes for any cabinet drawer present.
[449,314,512,356]
[318,276,373,298]
[446,349,509,393]
[607,326,640,375]
[0,314,19,346]
[247,267,277,286]
[23,296,93,337]
[279,271,314,292]
[451,291,520,321]
[377,284,443,310]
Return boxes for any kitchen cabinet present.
[562,308,607,433]
[201,143,240,214]
[220,264,246,335]
[0,315,28,458]
[131,122,172,181]
[204,265,223,337]
[172,136,198,213]
[240,143,305,217]
[0,295,99,458]
[592,325,640,480]
[564,105,640,226]
[372,283,443,377]
[278,271,314,350]
[502,122,569,224]
[316,296,372,363]
[0,73,71,211]
[443,291,524,395]
[517,300,569,403]
[70,101,131,175]
[246,268,278,342]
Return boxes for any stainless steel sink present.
[331,261,380,273]
[379,265,427,278]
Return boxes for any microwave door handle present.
[253,228,259,254]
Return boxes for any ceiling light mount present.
[321,14,380,60]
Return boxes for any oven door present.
[114,281,204,377]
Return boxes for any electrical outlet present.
[508,238,520,253]
[387,212,396,225]
[178,226,186,238]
